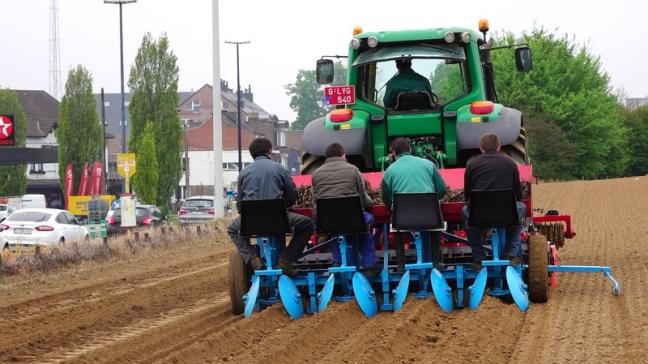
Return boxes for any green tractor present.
[301,20,532,173]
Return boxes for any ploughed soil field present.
[1,177,647,363]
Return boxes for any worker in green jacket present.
[383,58,433,109]
[381,137,447,270]
[381,137,447,208]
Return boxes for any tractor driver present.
[382,58,433,109]
[312,143,378,277]
[227,137,313,277]
[462,133,527,270]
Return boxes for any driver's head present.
[395,58,412,71]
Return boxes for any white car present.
[1,208,89,250]
[0,203,16,223]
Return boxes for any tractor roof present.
[356,27,479,43]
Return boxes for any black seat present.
[394,91,436,111]
[316,196,367,235]
[392,193,444,231]
[239,199,290,236]
[467,189,519,228]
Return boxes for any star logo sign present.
[0,115,13,140]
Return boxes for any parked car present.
[105,205,165,236]
[0,203,16,224]
[178,196,214,224]
[21,194,47,209]
[0,208,89,250]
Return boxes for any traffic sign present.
[325,85,355,106]
[117,153,136,178]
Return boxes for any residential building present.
[13,90,63,207]
[626,97,648,111]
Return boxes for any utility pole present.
[104,0,136,192]
[101,88,107,194]
[224,40,250,172]
[184,122,190,199]
[212,0,224,218]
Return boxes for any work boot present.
[469,260,482,271]
[249,256,266,271]
[277,259,298,278]
[360,265,379,278]
[507,256,522,266]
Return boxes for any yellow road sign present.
[67,195,115,216]
[117,153,136,178]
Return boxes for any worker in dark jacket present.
[462,133,526,269]
[227,138,313,276]
[383,58,433,109]
[312,143,376,274]
[381,137,447,269]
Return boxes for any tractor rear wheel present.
[502,127,529,164]
[301,152,325,175]
[229,251,251,315]
[528,234,549,303]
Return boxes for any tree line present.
[285,28,648,180]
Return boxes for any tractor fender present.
[456,107,522,150]
[302,115,367,156]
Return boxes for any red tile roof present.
[186,117,256,151]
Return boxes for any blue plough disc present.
[318,274,336,313]
[244,275,261,318]
[393,270,410,312]
[431,269,453,313]
[506,266,529,312]
[279,275,304,320]
[469,267,488,310]
[353,272,378,317]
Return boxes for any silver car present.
[178,196,214,224]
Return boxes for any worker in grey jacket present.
[312,143,377,275]
[227,138,313,276]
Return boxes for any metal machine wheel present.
[229,251,251,315]
[528,234,549,303]
[301,152,325,174]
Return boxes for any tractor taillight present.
[330,108,353,123]
[470,101,494,115]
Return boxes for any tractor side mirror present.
[515,46,533,72]
[316,59,334,84]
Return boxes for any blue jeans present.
[462,202,526,261]
[332,212,376,268]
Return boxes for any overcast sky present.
[1,0,646,122]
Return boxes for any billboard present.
[0,115,15,146]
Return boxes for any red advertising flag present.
[64,164,74,210]
[78,162,90,196]
[89,161,103,196]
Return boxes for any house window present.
[276,130,286,147]
[281,154,288,167]
[191,100,201,112]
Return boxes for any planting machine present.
[228,21,620,318]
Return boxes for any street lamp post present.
[224,40,250,172]
[105,0,136,192]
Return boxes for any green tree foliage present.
[490,29,629,179]
[133,123,158,204]
[56,66,102,190]
[0,90,27,195]
[624,105,648,176]
[286,61,347,130]
[128,33,183,206]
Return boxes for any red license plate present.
[325,85,355,105]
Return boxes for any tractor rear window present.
[355,45,471,109]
